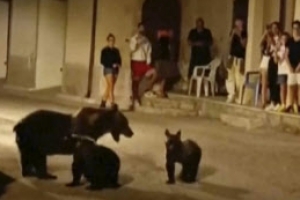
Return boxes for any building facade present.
[0,0,299,107]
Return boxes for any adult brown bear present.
[13,106,133,179]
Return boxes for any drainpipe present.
[5,0,13,81]
[86,0,98,98]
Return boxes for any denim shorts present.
[277,74,287,84]
[104,67,119,76]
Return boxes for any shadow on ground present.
[199,165,217,180]
[0,171,15,197]
[200,182,249,200]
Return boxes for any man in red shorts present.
[129,22,157,109]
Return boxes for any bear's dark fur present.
[66,135,120,190]
[13,106,133,179]
[165,129,201,184]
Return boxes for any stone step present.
[142,97,198,111]
[136,106,199,117]
[220,113,265,130]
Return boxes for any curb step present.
[220,113,264,130]
[136,106,198,117]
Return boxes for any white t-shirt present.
[129,34,152,65]
[277,45,289,75]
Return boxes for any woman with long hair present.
[259,24,272,108]
[100,33,121,108]
[265,22,282,111]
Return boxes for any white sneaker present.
[274,104,281,111]
[265,104,275,111]
[145,91,156,98]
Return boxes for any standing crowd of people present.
[98,17,300,115]
[224,18,300,115]
[258,20,300,113]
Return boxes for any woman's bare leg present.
[103,75,111,102]
[105,74,113,104]
[280,84,287,106]
[109,75,118,105]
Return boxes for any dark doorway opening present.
[142,0,181,63]
[232,0,249,27]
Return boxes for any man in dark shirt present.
[226,18,247,103]
[187,18,213,79]
[286,20,300,112]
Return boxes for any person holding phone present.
[100,33,121,108]
[264,22,282,111]
[226,18,247,104]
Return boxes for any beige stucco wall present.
[62,0,93,96]
[285,0,295,32]
[6,0,38,88]
[36,0,67,89]
[263,0,280,24]
[91,0,143,107]
[0,1,8,79]
[295,0,300,20]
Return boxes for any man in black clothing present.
[286,20,300,113]
[187,18,213,79]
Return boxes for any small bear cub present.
[66,135,120,190]
[165,129,202,184]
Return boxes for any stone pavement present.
[0,95,300,199]
[0,93,77,123]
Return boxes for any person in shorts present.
[285,20,300,113]
[100,33,121,108]
[276,32,290,112]
[129,23,157,108]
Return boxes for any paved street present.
[0,95,300,200]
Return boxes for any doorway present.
[232,0,249,26]
[35,0,67,89]
[142,0,181,62]
[0,0,9,80]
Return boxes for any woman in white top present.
[275,32,290,112]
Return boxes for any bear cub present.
[66,135,120,190]
[165,129,202,184]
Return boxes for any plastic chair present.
[240,71,261,106]
[188,58,221,97]
[203,58,221,96]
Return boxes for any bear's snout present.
[123,127,134,138]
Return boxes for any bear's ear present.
[176,130,181,139]
[165,129,171,137]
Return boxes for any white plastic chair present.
[188,58,221,98]
[203,58,221,96]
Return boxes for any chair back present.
[208,58,221,80]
